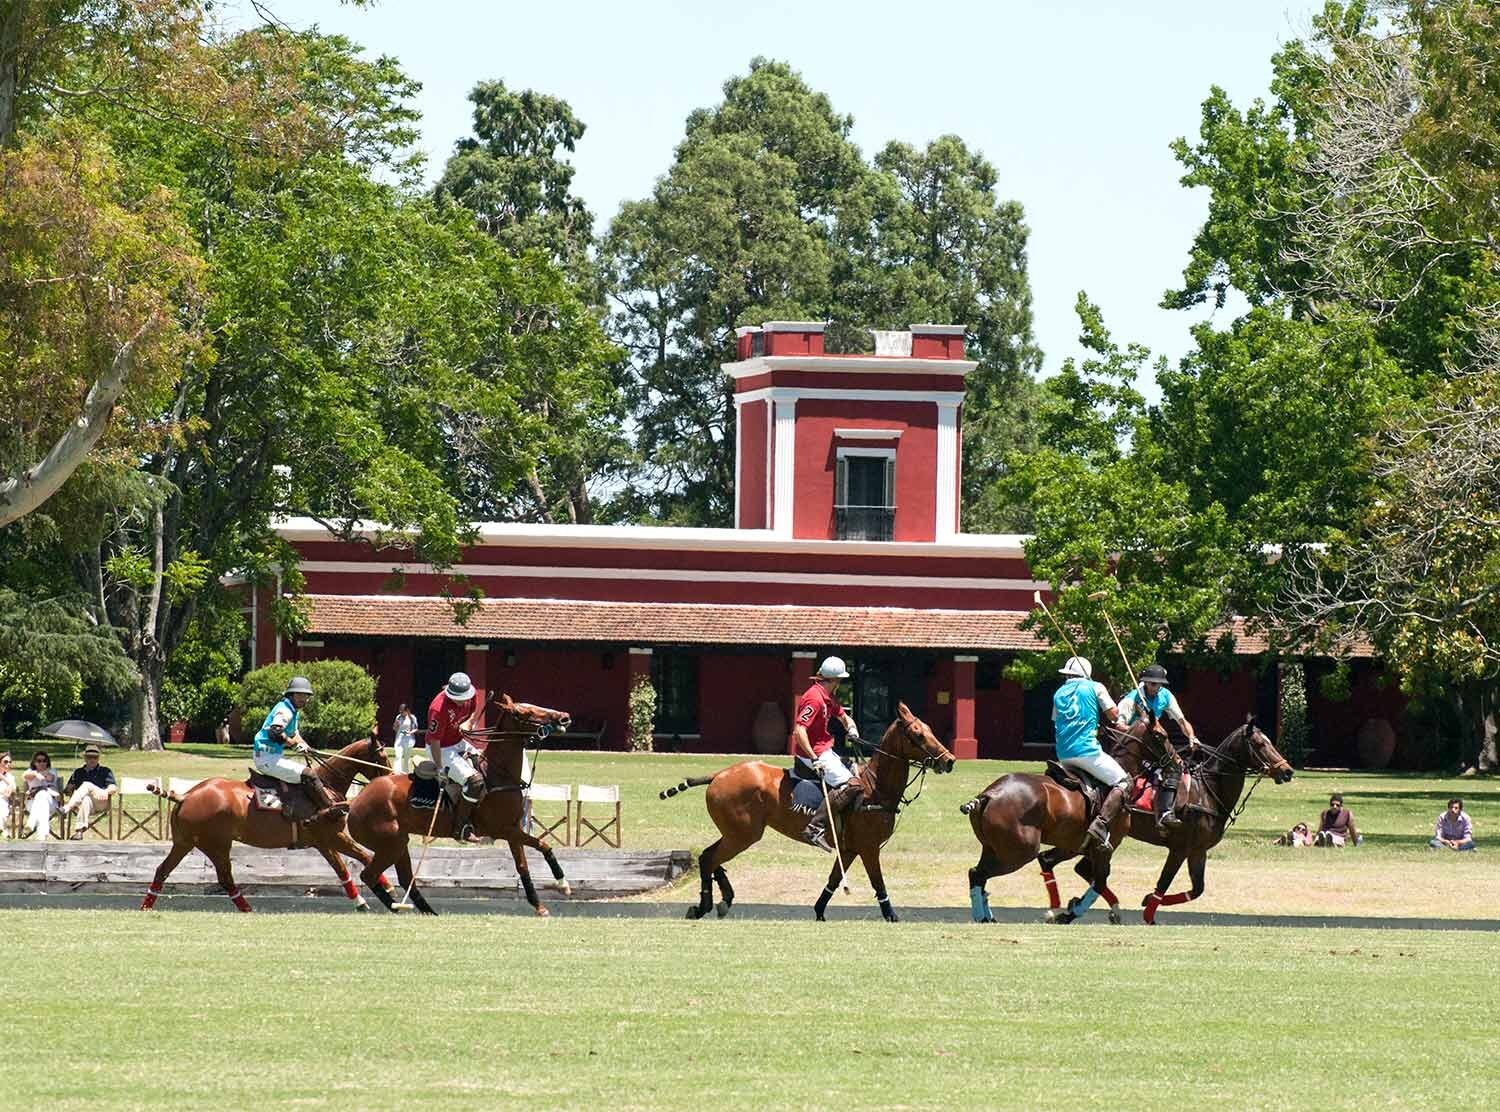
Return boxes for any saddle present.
[787,757,826,815]
[409,760,455,810]
[1043,761,1106,823]
[247,770,321,823]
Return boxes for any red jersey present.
[794,683,843,756]
[426,691,475,748]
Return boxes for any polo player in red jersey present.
[794,656,864,852]
[426,671,485,842]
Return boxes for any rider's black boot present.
[1155,776,1183,834]
[802,782,863,852]
[1085,782,1129,852]
[300,768,346,823]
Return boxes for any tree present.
[603,60,1040,527]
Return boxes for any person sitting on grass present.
[1315,792,1361,847]
[1429,798,1475,851]
[1272,821,1314,847]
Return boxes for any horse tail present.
[659,775,715,801]
[959,792,990,816]
[147,783,184,810]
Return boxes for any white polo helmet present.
[1058,656,1093,679]
[445,671,476,700]
[817,656,850,680]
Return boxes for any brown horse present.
[659,703,956,922]
[1053,717,1294,924]
[141,734,390,912]
[346,694,572,916]
[960,713,1165,925]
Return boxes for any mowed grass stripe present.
[11,910,1498,1111]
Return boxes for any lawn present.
[7,910,1498,1111]
[7,741,1496,919]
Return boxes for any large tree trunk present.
[1479,688,1500,772]
[130,656,166,751]
[0,0,21,149]
[0,316,160,527]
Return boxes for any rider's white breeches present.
[813,748,852,788]
[253,750,306,784]
[439,740,480,789]
[1061,751,1130,788]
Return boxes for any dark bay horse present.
[960,714,1165,925]
[346,694,572,916]
[1058,718,1294,924]
[659,703,956,922]
[141,735,389,912]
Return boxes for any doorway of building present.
[410,640,467,726]
[850,653,927,743]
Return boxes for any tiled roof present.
[303,594,1045,651]
[302,595,1373,657]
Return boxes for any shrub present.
[161,606,245,736]
[628,677,656,753]
[1278,662,1311,768]
[237,660,375,747]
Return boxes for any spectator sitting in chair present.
[0,752,14,837]
[21,751,61,840]
[1429,798,1476,851]
[61,745,117,838]
[1315,792,1361,847]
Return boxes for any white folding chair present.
[115,777,165,840]
[527,783,572,846]
[168,777,203,797]
[574,783,621,848]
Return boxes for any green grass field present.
[8,742,1497,918]
[7,911,1497,1111]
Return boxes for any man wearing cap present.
[252,676,343,821]
[427,672,486,843]
[794,656,864,852]
[61,746,117,838]
[1052,656,1130,851]
[1115,663,1198,833]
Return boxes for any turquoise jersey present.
[253,696,300,758]
[1120,685,1170,721]
[1053,678,1109,761]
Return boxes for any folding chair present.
[168,777,203,798]
[115,778,166,841]
[526,783,572,846]
[63,788,116,841]
[574,783,621,848]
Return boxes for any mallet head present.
[1088,590,1110,601]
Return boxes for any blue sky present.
[229,1,1318,386]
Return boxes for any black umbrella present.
[39,720,119,747]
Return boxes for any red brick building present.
[245,321,1402,763]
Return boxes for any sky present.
[225,0,1320,387]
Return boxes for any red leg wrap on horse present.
[140,883,162,911]
[1099,884,1118,908]
[227,886,252,912]
[342,878,359,901]
[1159,891,1191,906]
[1040,870,1061,909]
[1143,891,1163,925]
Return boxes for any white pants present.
[812,748,852,788]
[1061,751,1130,789]
[26,791,59,840]
[392,736,417,774]
[438,740,480,792]
[0,793,10,838]
[253,749,306,784]
[64,783,114,831]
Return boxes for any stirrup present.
[1157,811,1183,830]
[456,823,481,844]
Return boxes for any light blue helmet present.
[446,672,475,700]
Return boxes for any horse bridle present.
[1187,725,1287,826]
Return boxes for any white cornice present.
[273,516,1029,559]
[723,355,977,380]
[910,324,967,336]
[833,427,904,440]
[733,386,968,406]
[761,320,827,333]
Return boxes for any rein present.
[1182,728,1277,827]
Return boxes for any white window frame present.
[835,446,896,509]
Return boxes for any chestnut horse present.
[960,713,1164,926]
[1055,718,1294,924]
[346,694,572,916]
[141,734,390,912]
[659,703,956,922]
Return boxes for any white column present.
[935,400,960,540]
[773,396,797,537]
[733,400,743,529]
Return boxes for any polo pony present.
[346,694,573,916]
[659,702,956,922]
[141,734,389,912]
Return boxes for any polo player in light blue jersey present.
[252,675,343,821]
[1115,663,1197,834]
[1052,656,1130,851]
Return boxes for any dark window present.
[835,453,896,541]
[651,652,700,734]
[976,656,1006,691]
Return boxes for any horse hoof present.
[685,905,706,920]
[534,906,550,918]
[982,915,996,924]
[883,912,899,923]
[556,882,572,897]
[715,901,731,918]
[354,902,370,913]
[1044,909,1075,925]
[1108,909,1123,926]
[814,910,826,922]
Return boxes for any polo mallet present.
[1087,589,1141,692]
[395,785,443,912]
[1032,589,1080,658]
[820,775,852,895]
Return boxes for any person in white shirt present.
[391,703,419,774]
[21,751,62,840]
[0,752,15,837]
